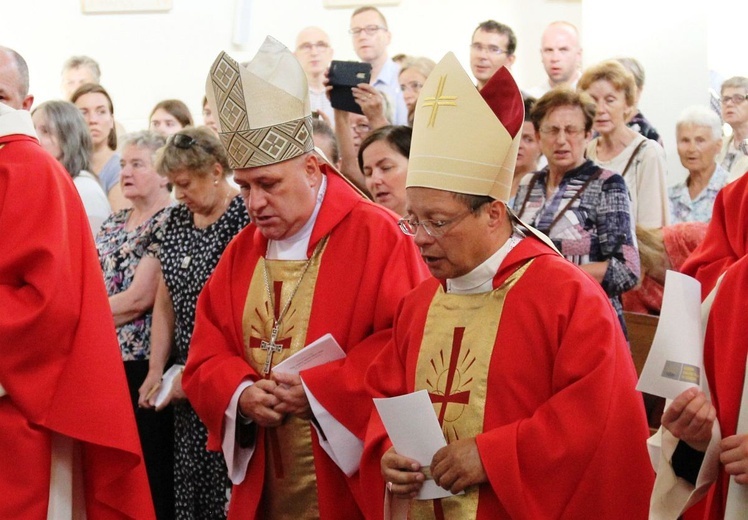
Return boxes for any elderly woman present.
[716,76,748,181]
[579,60,669,228]
[513,88,639,334]
[668,106,729,223]
[398,56,435,126]
[72,83,129,211]
[138,127,248,519]
[31,100,111,233]
[149,99,194,137]
[358,125,411,216]
[95,130,173,518]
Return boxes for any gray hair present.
[676,105,723,140]
[0,46,30,98]
[120,130,166,165]
[615,57,645,91]
[721,76,748,94]
[31,100,91,178]
[61,55,101,83]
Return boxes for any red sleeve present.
[0,136,154,520]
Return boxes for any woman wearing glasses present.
[579,60,669,228]
[513,88,639,335]
[716,76,748,181]
[139,127,248,518]
[398,56,435,126]
[95,130,174,518]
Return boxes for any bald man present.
[526,21,582,98]
[295,26,335,125]
[0,46,33,110]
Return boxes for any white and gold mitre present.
[206,36,314,169]
[407,52,524,202]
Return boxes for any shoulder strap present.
[517,174,541,219]
[620,139,647,178]
[544,168,603,235]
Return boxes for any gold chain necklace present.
[259,240,323,374]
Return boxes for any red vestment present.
[362,236,655,519]
[681,172,748,298]
[183,170,427,519]
[678,173,748,519]
[0,134,154,519]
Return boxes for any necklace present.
[258,241,322,374]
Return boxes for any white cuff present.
[301,378,363,476]
[222,380,255,485]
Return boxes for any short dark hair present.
[472,20,517,56]
[70,82,118,150]
[530,87,596,133]
[351,5,388,28]
[451,192,495,212]
[357,125,411,172]
[523,96,537,122]
[150,99,194,128]
[312,119,340,165]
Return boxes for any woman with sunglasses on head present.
[513,88,639,336]
[72,83,130,211]
[95,130,174,518]
[138,127,248,519]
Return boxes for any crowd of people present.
[1,4,748,520]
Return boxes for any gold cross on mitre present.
[421,75,457,128]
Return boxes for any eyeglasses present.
[349,25,387,36]
[351,123,371,134]
[721,94,748,105]
[398,211,473,238]
[296,41,330,52]
[400,81,424,93]
[170,133,197,149]
[538,125,585,138]
[470,43,508,56]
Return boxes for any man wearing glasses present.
[716,76,748,182]
[295,26,335,126]
[183,37,427,520]
[469,19,516,90]
[360,53,654,519]
[349,6,408,125]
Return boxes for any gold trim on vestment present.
[241,238,328,519]
[410,260,532,519]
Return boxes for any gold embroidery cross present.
[422,75,457,127]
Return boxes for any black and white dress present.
[159,196,249,519]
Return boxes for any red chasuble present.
[183,169,428,520]
[0,134,154,519]
[681,172,748,298]
[362,236,655,520]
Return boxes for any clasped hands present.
[238,372,313,427]
[662,387,748,485]
[381,438,487,498]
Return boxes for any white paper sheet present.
[154,364,184,408]
[272,333,345,375]
[636,271,704,400]
[374,390,461,500]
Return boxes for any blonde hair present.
[578,60,637,107]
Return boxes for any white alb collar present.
[446,233,523,294]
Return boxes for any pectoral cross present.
[260,325,285,374]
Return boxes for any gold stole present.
[241,238,327,520]
[410,261,532,520]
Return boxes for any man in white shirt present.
[294,26,335,126]
[526,21,582,98]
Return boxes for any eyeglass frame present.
[349,25,387,36]
[538,125,587,138]
[296,41,330,52]
[470,42,509,56]
[351,123,371,134]
[721,93,748,105]
[398,210,476,238]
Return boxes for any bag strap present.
[620,139,647,178]
[544,168,603,235]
